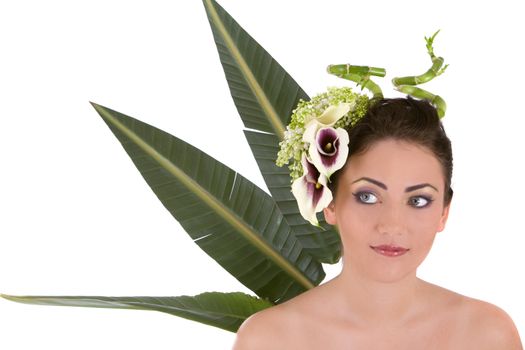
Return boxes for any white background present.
[1,0,524,348]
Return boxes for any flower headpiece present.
[276,31,448,226]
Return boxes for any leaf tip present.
[89,101,102,111]
[89,101,110,120]
[1,293,19,302]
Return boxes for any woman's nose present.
[376,203,407,236]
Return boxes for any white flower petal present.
[291,177,314,225]
[332,127,350,172]
[309,127,350,178]
[291,156,333,226]
[313,174,333,212]
[302,120,321,143]
[292,175,333,227]
[300,152,319,183]
[316,103,352,126]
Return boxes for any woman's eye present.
[352,192,432,207]
[409,196,432,208]
[353,191,378,204]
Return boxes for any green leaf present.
[91,102,325,303]
[203,0,342,263]
[1,292,273,333]
[244,131,341,263]
[202,0,308,138]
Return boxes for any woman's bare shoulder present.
[417,280,522,348]
[461,296,522,349]
[232,304,293,350]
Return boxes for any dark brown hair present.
[330,97,454,206]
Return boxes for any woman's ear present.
[323,201,337,225]
[437,201,451,232]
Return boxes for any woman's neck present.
[328,264,425,327]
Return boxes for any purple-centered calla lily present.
[304,124,349,179]
[291,154,333,226]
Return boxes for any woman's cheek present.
[338,204,379,238]
[411,207,444,233]
[407,212,441,250]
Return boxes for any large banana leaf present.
[1,292,273,333]
[2,0,337,335]
[91,102,324,304]
[244,131,342,262]
[203,0,341,263]
[202,0,300,136]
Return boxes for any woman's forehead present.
[342,139,445,187]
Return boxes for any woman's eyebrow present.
[352,177,439,192]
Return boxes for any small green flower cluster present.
[276,86,370,181]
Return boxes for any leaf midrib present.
[92,103,314,290]
[2,295,254,320]
[204,0,285,139]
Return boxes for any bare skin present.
[233,139,522,349]
[235,277,521,349]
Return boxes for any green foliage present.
[90,102,325,303]
[203,0,342,262]
[2,0,364,333]
[276,87,369,181]
[1,292,273,333]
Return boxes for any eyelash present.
[351,191,434,208]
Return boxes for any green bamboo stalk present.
[395,85,446,118]
[327,64,386,77]
[391,30,448,118]
[327,64,386,100]
[391,57,446,86]
[391,30,449,86]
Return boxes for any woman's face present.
[324,138,451,283]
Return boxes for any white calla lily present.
[304,102,353,129]
[302,120,321,145]
[308,127,349,178]
[302,102,352,178]
[291,155,333,226]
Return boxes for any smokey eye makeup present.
[352,190,379,205]
[408,195,434,208]
[351,190,435,208]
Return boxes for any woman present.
[233,97,523,349]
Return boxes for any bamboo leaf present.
[91,102,325,303]
[1,292,273,333]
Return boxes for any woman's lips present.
[370,244,409,257]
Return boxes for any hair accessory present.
[275,87,369,226]
[276,31,447,226]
